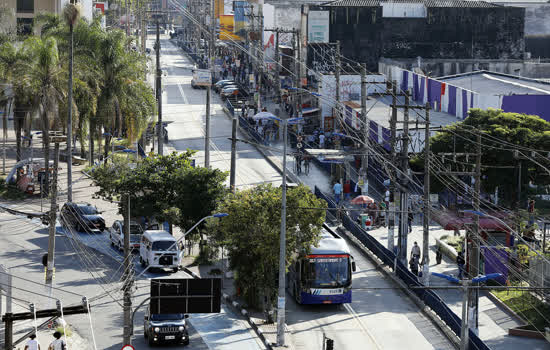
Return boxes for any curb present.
[485,289,527,325]
[336,226,462,349]
[182,266,271,350]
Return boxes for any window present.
[17,0,34,13]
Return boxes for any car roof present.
[143,230,176,241]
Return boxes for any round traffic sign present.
[121,345,135,350]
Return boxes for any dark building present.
[309,0,525,72]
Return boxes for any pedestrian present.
[457,251,465,279]
[319,133,325,149]
[333,181,343,204]
[296,154,302,175]
[408,211,414,233]
[436,245,443,264]
[411,241,421,260]
[409,256,419,276]
[25,334,40,350]
[304,155,310,175]
[379,201,387,227]
[48,331,65,350]
[343,180,351,201]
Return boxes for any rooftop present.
[439,71,550,96]
[320,0,500,7]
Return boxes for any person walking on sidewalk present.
[25,334,40,350]
[333,181,342,205]
[409,255,419,276]
[319,133,325,149]
[411,241,421,260]
[48,331,66,350]
[457,251,465,279]
[304,155,310,175]
[408,211,414,233]
[436,245,443,264]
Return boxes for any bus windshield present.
[304,256,350,288]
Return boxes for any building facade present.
[309,0,525,72]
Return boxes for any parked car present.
[61,202,105,233]
[215,80,235,93]
[221,87,240,99]
[109,220,144,251]
[144,305,190,346]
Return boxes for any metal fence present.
[529,256,550,301]
[225,100,268,147]
[314,186,490,350]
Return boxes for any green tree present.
[208,184,326,308]
[412,109,550,205]
[91,152,227,234]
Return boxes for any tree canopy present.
[412,108,550,204]
[90,152,227,232]
[208,184,326,308]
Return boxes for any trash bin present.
[360,214,372,230]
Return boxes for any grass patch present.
[493,283,550,331]
[440,235,464,252]
[55,326,73,337]
[0,177,27,200]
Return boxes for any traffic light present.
[326,338,334,350]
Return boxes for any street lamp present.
[253,113,302,346]
[432,272,502,350]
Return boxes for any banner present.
[215,0,224,17]
[219,15,240,41]
[234,1,248,35]
[308,11,329,43]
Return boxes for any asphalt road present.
[157,37,455,350]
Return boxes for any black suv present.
[144,306,190,346]
[60,202,105,233]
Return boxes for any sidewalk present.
[226,99,550,350]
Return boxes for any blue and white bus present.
[287,225,356,304]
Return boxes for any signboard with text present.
[308,11,329,43]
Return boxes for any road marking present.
[344,303,382,350]
[178,83,189,104]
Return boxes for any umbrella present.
[252,111,276,121]
[351,195,375,205]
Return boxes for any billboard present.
[219,15,241,41]
[150,278,221,314]
[308,11,329,43]
[215,0,224,17]
[233,1,248,36]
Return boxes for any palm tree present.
[63,2,80,201]
[18,36,66,194]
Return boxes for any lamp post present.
[253,113,303,346]
[432,272,502,350]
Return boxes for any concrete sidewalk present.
[234,100,550,350]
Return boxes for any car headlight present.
[154,327,160,333]
[178,326,184,331]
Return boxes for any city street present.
[157,36,455,350]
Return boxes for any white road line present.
[178,83,189,104]
[344,303,382,350]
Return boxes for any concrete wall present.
[312,5,526,72]
[380,57,550,79]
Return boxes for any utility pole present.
[296,30,302,118]
[257,0,264,111]
[468,132,482,331]
[388,81,398,253]
[156,19,163,156]
[398,90,411,266]
[422,102,431,283]
[276,118,288,346]
[204,0,215,168]
[274,30,280,103]
[66,18,74,202]
[123,194,133,344]
[460,280,470,350]
[360,63,369,195]
[292,33,299,118]
[46,136,63,296]
[229,116,238,193]
[335,41,341,104]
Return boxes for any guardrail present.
[314,186,490,350]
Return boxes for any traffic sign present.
[121,345,135,350]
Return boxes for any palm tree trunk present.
[79,115,85,158]
[42,109,50,197]
[2,99,11,175]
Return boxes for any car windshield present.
[152,241,177,251]
[78,205,98,215]
[304,256,350,288]
[129,224,143,235]
[150,313,185,321]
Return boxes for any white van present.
[139,230,182,272]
